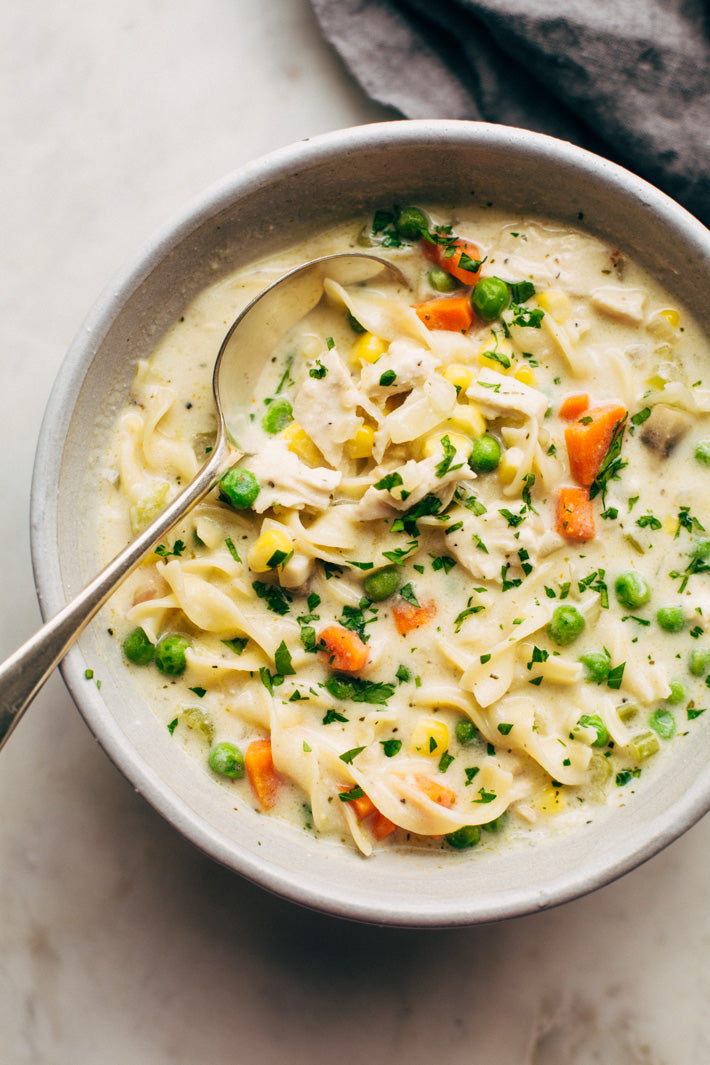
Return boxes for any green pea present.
[695,440,710,465]
[208,741,245,779]
[656,606,685,632]
[666,680,687,703]
[547,605,585,646]
[615,570,651,609]
[362,565,400,602]
[155,634,190,676]
[482,813,507,834]
[469,434,502,473]
[455,719,478,745]
[262,397,293,435]
[649,708,676,740]
[428,266,459,293]
[471,277,510,321]
[445,825,481,849]
[689,647,710,676]
[579,649,611,684]
[122,626,154,665]
[219,467,260,510]
[394,205,429,241]
[575,713,609,747]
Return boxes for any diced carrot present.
[412,774,457,809]
[245,738,281,809]
[558,393,589,420]
[564,403,627,486]
[414,296,474,333]
[422,236,483,285]
[340,787,376,820]
[391,598,437,635]
[371,810,397,840]
[318,625,369,672]
[340,787,397,840]
[556,486,596,542]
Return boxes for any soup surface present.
[98,206,710,857]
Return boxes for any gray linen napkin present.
[310,0,710,227]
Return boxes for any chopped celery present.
[629,729,660,761]
[181,706,214,744]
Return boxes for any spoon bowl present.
[0,252,405,750]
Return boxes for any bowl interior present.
[32,120,710,926]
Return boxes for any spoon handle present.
[0,440,230,751]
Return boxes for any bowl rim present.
[30,118,710,926]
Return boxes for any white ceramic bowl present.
[31,120,710,926]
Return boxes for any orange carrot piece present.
[340,787,397,840]
[341,788,376,820]
[412,774,457,809]
[414,296,474,333]
[422,236,483,285]
[371,810,397,840]
[564,403,627,486]
[556,486,596,542]
[245,738,281,809]
[318,624,369,672]
[558,393,589,420]
[391,598,437,635]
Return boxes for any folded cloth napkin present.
[309,0,710,227]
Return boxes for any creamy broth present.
[98,206,710,856]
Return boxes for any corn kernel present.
[410,717,450,757]
[281,421,322,466]
[445,403,487,439]
[513,364,536,387]
[247,529,294,573]
[351,332,388,364]
[534,783,566,815]
[659,308,680,329]
[537,290,570,323]
[421,431,472,460]
[663,515,679,537]
[441,363,474,393]
[498,446,522,485]
[345,424,375,459]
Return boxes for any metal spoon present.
[0,252,407,750]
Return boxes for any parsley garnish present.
[155,539,186,559]
[381,739,402,757]
[323,709,349,725]
[252,581,292,615]
[274,640,296,677]
[374,472,404,492]
[382,539,419,565]
[379,369,397,386]
[339,785,365,802]
[398,583,420,607]
[339,746,366,765]
[431,554,457,574]
[222,636,248,655]
[454,597,485,632]
[435,434,464,478]
[309,360,327,378]
[167,718,178,736]
[589,415,628,505]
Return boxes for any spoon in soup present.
[0,252,408,750]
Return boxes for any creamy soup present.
[98,205,710,856]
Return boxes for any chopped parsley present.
[252,581,292,615]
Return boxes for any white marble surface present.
[2,2,709,1062]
